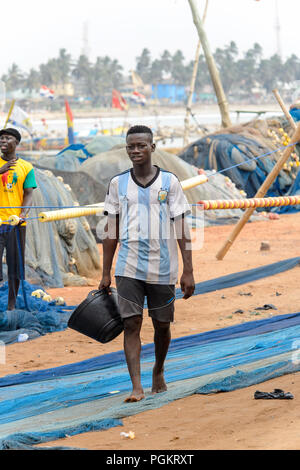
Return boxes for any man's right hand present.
[98,275,112,293]
[0,160,17,174]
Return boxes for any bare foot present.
[152,369,167,394]
[124,391,145,403]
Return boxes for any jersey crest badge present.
[158,189,168,203]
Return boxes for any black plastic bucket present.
[67,288,123,343]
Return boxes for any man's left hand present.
[180,272,195,299]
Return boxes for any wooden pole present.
[183,0,209,147]
[272,88,297,130]
[3,99,15,129]
[187,0,232,128]
[216,120,300,260]
[183,40,201,147]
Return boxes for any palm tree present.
[149,59,163,84]
[160,50,172,77]
[171,50,188,84]
[72,55,91,81]
[24,68,40,93]
[213,41,238,93]
[283,54,300,83]
[57,48,72,86]
[236,43,263,92]
[257,54,284,93]
[136,48,151,83]
[39,59,60,87]
[5,63,24,91]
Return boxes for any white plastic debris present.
[17,333,29,343]
[120,431,135,439]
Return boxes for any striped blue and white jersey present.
[104,166,190,284]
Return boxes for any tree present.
[171,50,189,84]
[160,50,172,77]
[71,54,92,97]
[257,54,284,93]
[3,63,24,91]
[39,59,61,87]
[57,48,72,86]
[235,43,262,92]
[136,48,152,82]
[194,54,210,92]
[149,59,163,84]
[213,41,239,93]
[282,54,300,83]
[24,68,40,93]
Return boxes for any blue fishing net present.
[0,310,300,449]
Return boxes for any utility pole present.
[187,0,232,128]
[275,0,282,57]
[81,20,91,59]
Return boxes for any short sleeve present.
[23,168,37,189]
[104,177,119,215]
[168,174,191,219]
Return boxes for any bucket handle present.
[88,288,113,298]
[89,290,100,296]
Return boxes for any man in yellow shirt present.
[0,128,37,310]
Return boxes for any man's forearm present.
[175,217,195,299]
[102,237,118,276]
[175,217,193,272]
[177,236,193,273]
[21,189,33,218]
[102,217,119,276]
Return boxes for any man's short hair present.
[126,125,153,142]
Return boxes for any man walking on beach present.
[99,125,195,402]
[0,128,37,310]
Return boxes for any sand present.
[2,212,300,450]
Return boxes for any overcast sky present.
[1,0,298,76]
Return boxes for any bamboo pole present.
[199,195,300,210]
[183,0,209,147]
[183,41,201,147]
[216,121,300,260]
[39,203,104,222]
[3,99,15,129]
[187,0,232,128]
[181,173,208,190]
[272,88,297,130]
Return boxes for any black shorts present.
[115,276,175,323]
[0,225,26,281]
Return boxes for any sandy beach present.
[1,212,300,450]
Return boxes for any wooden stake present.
[187,0,232,128]
[183,40,201,147]
[216,120,300,260]
[183,0,209,147]
[272,88,297,130]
